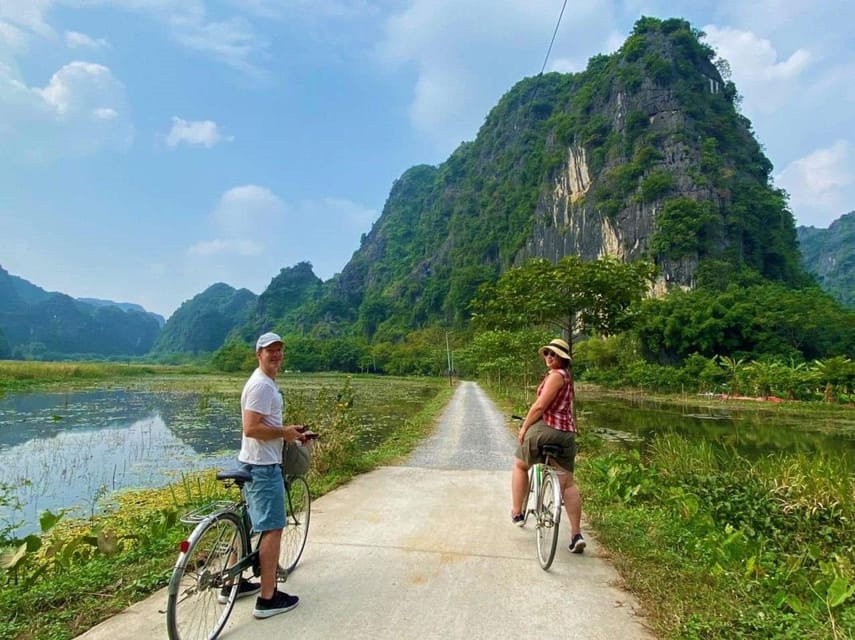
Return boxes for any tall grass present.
[584,436,854,639]
[0,360,205,393]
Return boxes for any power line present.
[529,0,569,105]
[539,0,569,76]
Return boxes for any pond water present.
[0,389,241,537]
[576,394,855,468]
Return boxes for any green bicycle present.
[166,467,311,640]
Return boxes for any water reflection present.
[0,390,239,536]
[577,397,855,468]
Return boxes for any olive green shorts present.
[515,419,577,472]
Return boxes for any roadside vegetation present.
[488,379,854,640]
[0,372,451,640]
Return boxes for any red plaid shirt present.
[538,368,576,432]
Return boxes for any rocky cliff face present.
[516,23,751,294]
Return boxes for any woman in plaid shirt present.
[510,338,586,553]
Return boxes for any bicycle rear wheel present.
[167,512,247,640]
[536,470,561,570]
[279,475,311,574]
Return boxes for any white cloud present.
[93,106,117,119]
[65,30,109,49]
[0,0,55,38]
[165,116,231,148]
[701,25,812,113]
[182,186,377,293]
[0,60,133,159]
[212,185,287,233]
[703,26,811,81]
[2,1,270,77]
[775,140,854,228]
[0,20,29,51]
[179,184,291,303]
[169,14,268,76]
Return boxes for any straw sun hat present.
[538,338,571,361]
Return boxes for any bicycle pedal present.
[276,566,289,583]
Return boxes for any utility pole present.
[445,330,453,387]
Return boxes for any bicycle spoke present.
[279,475,311,574]
[167,513,247,640]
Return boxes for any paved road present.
[75,381,654,640]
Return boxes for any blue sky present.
[1,1,852,319]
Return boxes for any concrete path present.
[75,381,654,640]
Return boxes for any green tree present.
[716,355,747,395]
[812,356,854,402]
[210,340,255,372]
[472,256,656,360]
[460,328,551,397]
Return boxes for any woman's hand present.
[518,422,529,445]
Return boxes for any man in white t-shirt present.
[235,332,304,619]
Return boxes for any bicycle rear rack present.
[179,501,237,526]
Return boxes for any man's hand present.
[282,424,303,443]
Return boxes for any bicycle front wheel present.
[279,475,311,574]
[536,470,561,570]
[167,512,247,640]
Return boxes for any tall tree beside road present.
[472,256,656,360]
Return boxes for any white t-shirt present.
[238,367,284,465]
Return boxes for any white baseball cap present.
[256,332,283,350]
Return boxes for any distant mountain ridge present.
[77,298,165,325]
[797,211,855,308]
[0,266,162,359]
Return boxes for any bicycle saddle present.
[216,469,253,484]
[540,444,564,458]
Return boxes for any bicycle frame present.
[518,443,563,570]
[524,462,544,522]
[172,493,260,598]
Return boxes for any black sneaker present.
[511,512,525,527]
[218,580,261,604]
[569,533,586,554]
[254,590,299,619]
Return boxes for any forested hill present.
[797,212,855,308]
[150,282,257,355]
[248,16,807,342]
[0,266,161,359]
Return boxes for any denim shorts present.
[240,463,285,532]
